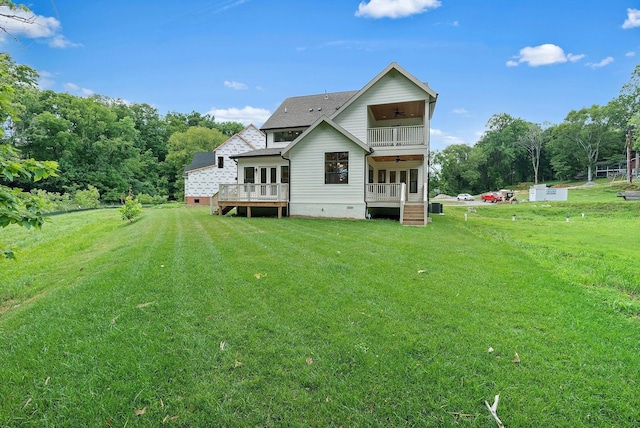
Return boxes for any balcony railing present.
[365,183,404,203]
[219,183,289,202]
[367,125,425,147]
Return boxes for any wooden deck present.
[217,184,289,218]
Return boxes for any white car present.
[457,193,474,201]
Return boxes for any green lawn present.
[1,203,640,426]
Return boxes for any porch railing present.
[219,183,289,202]
[367,125,425,147]
[365,183,403,202]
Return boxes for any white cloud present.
[430,128,468,149]
[63,82,94,96]
[0,6,79,48]
[622,8,640,29]
[206,106,272,127]
[48,34,81,48]
[507,43,584,67]
[626,51,636,57]
[38,70,55,89]
[452,108,468,115]
[567,53,585,62]
[355,0,441,19]
[587,56,614,68]
[224,80,249,90]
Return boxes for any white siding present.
[334,69,432,142]
[185,167,218,197]
[184,126,266,198]
[236,156,288,183]
[241,125,267,149]
[288,122,367,219]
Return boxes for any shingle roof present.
[184,152,217,172]
[260,90,358,131]
[230,148,283,159]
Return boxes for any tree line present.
[1,53,244,203]
[432,65,640,195]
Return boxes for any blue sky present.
[2,0,640,151]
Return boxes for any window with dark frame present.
[325,152,349,184]
[281,166,289,183]
[244,167,255,183]
[218,156,224,168]
[409,168,418,193]
[274,129,303,142]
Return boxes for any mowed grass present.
[1,205,640,426]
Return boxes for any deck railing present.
[219,183,289,202]
[367,125,425,147]
[365,183,404,202]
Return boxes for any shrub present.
[136,193,168,205]
[30,189,72,213]
[118,196,142,222]
[73,185,100,209]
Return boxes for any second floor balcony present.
[367,125,425,147]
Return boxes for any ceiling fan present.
[395,156,407,163]
[394,108,406,117]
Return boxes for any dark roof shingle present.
[184,152,217,172]
[260,90,358,130]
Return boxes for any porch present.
[365,183,428,226]
[367,125,425,147]
[216,183,289,218]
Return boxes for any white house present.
[183,124,265,205]
[218,62,438,225]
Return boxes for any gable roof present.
[214,123,265,152]
[261,90,358,131]
[281,116,372,158]
[184,152,217,173]
[331,62,439,121]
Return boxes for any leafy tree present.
[1,50,58,258]
[432,144,474,195]
[214,121,245,137]
[1,145,57,258]
[475,113,529,189]
[118,195,142,222]
[516,122,546,184]
[554,104,621,182]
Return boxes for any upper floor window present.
[325,152,349,184]
[218,156,224,168]
[274,129,304,142]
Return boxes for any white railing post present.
[400,183,406,224]
[423,184,428,224]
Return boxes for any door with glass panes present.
[387,168,419,201]
[259,167,278,196]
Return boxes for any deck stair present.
[402,203,425,226]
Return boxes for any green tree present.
[432,144,475,195]
[1,145,57,258]
[1,50,58,258]
[555,104,621,182]
[118,195,142,222]
[516,122,546,185]
[476,113,529,189]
